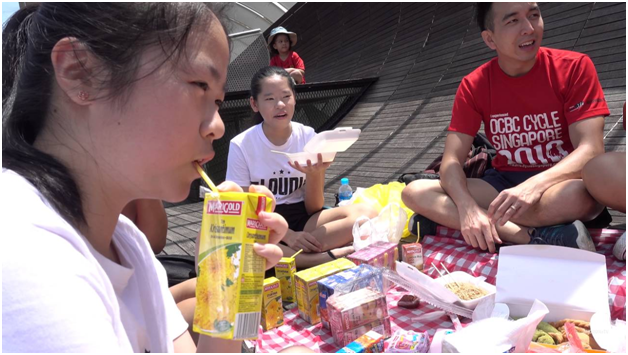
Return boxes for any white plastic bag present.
[352,203,407,251]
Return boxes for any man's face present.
[482,3,544,67]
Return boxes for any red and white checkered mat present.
[423,227,626,321]
[251,227,625,352]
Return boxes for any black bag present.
[398,133,496,184]
[156,255,197,287]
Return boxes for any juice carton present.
[318,265,383,329]
[333,317,392,347]
[347,242,398,270]
[328,287,389,332]
[275,257,297,303]
[294,258,356,324]
[401,243,423,272]
[336,330,385,353]
[261,277,284,331]
[193,192,272,340]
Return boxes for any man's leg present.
[582,152,626,213]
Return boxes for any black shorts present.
[275,201,316,233]
[480,168,542,192]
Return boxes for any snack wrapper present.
[295,258,356,324]
[337,330,385,353]
[275,256,297,303]
[193,192,272,339]
[318,264,383,329]
[386,330,430,353]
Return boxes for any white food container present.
[433,271,496,310]
[271,127,361,165]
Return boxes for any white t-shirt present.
[1,169,188,353]
[226,122,317,205]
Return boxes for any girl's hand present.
[215,182,288,270]
[289,153,331,175]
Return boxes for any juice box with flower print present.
[261,277,284,331]
[193,192,272,340]
[274,256,297,303]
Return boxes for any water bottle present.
[338,178,353,202]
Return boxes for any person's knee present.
[351,203,378,219]
[562,180,603,222]
[401,180,436,213]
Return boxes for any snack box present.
[193,192,272,340]
[261,277,284,331]
[386,330,430,353]
[295,258,356,324]
[275,256,297,303]
[401,243,423,272]
[318,264,383,329]
[337,330,385,353]
[348,241,398,271]
[433,271,496,310]
[271,127,361,165]
[333,317,392,348]
[495,246,612,351]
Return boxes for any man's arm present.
[489,116,605,224]
[441,132,501,253]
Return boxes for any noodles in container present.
[192,163,273,339]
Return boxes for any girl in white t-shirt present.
[227,67,377,268]
[2,4,286,353]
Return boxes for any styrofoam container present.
[434,271,496,310]
[271,127,361,165]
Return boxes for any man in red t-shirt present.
[402,3,609,253]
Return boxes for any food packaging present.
[270,127,361,165]
[348,241,398,270]
[328,287,390,346]
[275,256,297,303]
[294,258,356,324]
[401,243,423,272]
[261,277,284,331]
[318,264,383,329]
[386,330,430,353]
[337,330,385,353]
[433,271,496,310]
[193,192,272,339]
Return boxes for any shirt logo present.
[568,101,584,112]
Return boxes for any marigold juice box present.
[275,257,297,303]
[261,277,284,331]
[401,243,423,272]
[295,258,355,324]
[193,192,272,340]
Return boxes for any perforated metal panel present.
[226,33,270,92]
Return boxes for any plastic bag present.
[351,182,414,239]
[352,203,407,251]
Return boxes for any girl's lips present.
[195,154,215,166]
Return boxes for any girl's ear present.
[50,37,102,106]
[249,96,259,112]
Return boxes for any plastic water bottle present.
[338,178,353,202]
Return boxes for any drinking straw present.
[194,162,219,194]
[291,249,304,258]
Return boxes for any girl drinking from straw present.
[226,66,378,268]
[2,3,286,352]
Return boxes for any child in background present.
[268,26,306,84]
[226,66,378,268]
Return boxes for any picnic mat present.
[250,227,625,352]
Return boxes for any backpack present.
[155,255,197,287]
[398,133,496,184]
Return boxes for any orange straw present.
[194,162,219,195]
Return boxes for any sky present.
[2,2,20,28]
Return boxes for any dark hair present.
[268,33,292,57]
[250,66,296,125]
[476,2,494,31]
[2,3,230,230]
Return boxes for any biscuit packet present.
[192,164,273,340]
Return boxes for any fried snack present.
[547,332,564,344]
[551,319,590,330]
[537,321,560,335]
[532,330,555,345]
[445,282,488,300]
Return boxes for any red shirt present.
[270,51,305,83]
[449,47,609,172]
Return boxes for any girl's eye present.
[193,81,209,91]
[284,95,291,99]
[265,98,274,101]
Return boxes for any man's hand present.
[283,230,323,253]
[458,204,502,253]
[487,179,543,226]
[214,182,288,270]
[289,153,331,175]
